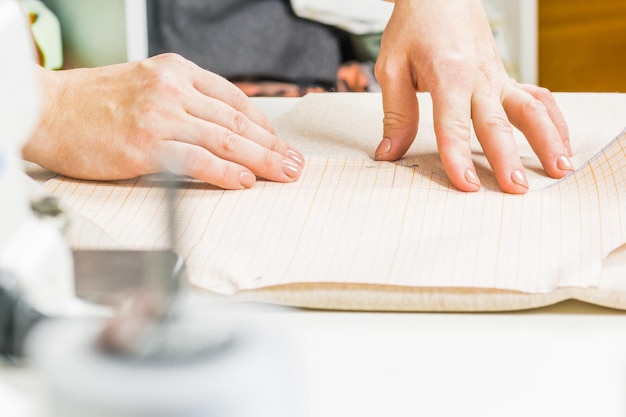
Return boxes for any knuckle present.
[262,150,275,172]
[218,129,238,154]
[373,59,388,82]
[269,135,281,152]
[533,86,554,103]
[448,118,473,139]
[141,56,188,95]
[180,147,205,177]
[437,118,472,146]
[520,97,549,121]
[374,57,401,84]
[484,113,514,135]
[155,52,186,67]
[230,89,249,111]
[230,110,248,134]
[383,110,414,128]
[182,148,235,189]
[215,166,232,188]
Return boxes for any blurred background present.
[40,0,626,93]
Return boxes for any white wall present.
[124,0,148,62]
[484,0,538,84]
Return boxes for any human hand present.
[374,0,572,193]
[24,53,304,189]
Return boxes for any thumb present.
[374,60,419,161]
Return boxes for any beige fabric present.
[31,92,626,311]
[255,92,626,311]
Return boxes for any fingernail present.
[556,155,574,171]
[511,170,529,189]
[464,169,481,187]
[240,171,256,188]
[282,158,301,180]
[286,148,305,167]
[375,137,392,158]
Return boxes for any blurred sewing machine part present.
[73,249,181,308]
[86,171,238,360]
[0,0,98,361]
[31,152,304,416]
[0,269,46,360]
[0,247,185,361]
[29,233,306,416]
[28,308,306,417]
[72,246,236,361]
[1,1,305,414]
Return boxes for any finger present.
[431,86,481,192]
[184,93,300,160]
[160,140,257,190]
[501,85,573,179]
[517,83,571,156]
[374,57,419,161]
[471,93,529,194]
[187,62,277,135]
[174,116,302,183]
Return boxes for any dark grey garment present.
[147,0,343,86]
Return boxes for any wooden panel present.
[539,0,626,92]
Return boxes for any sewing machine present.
[0,3,303,415]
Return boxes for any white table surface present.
[3,302,626,417]
[3,95,626,417]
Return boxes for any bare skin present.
[25,1,571,194]
[24,53,305,190]
[375,0,572,193]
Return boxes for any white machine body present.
[0,0,80,316]
[0,0,40,237]
[2,4,305,416]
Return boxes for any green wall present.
[43,0,127,68]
